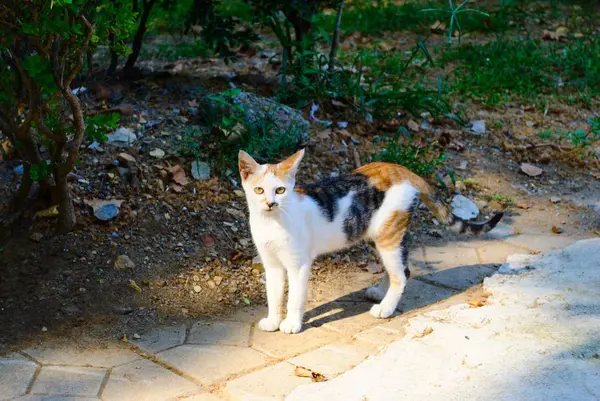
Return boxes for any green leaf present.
[30,161,52,181]
[242,297,251,305]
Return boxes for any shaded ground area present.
[1,0,600,354]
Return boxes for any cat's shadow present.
[304,263,496,329]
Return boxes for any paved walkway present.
[0,225,582,401]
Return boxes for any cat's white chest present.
[250,216,296,252]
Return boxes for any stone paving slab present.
[417,246,481,273]
[0,356,38,400]
[288,343,372,378]
[353,325,404,346]
[31,366,106,397]
[23,344,140,368]
[505,234,577,253]
[156,345,270,385]
[132,324,186,354]
[417,264,498,291]
[188,321,252,347]
[225,305,269,323]
[304,302,376,334]
[251,325,339,359]
[398,278,457,312]
[307,272,375,303]
[476,242,532,264]
[176,393,225,401]
[15,396,99,400]
[102,358,198,401]
[224,362,310,401]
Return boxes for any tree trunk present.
[10,165,33,211]
[328,0,345,71]
[124,0,156,78]
[107,31,119,77]
[55,177,76,233]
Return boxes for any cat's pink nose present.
[266,201,277,209]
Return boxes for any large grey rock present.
[287,238,600,401]
[200,91,309,144]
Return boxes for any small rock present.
[133,333,141,340]
[193,285,202,293]
[471,120,486,135]
[451,195,479,220]
[550,196,562,204]
[149,148,165,159]
[41,326,48,332]
[426,228,443,238]
[29,232,43,242]
[191,161,211,180]
[207,280,216,289]
[407,120,420,132]
[95,204,119,221]
[113,306,134,315]
[457,161,468,170]
[520,163,543,177]
[115,255,135,270]
[117,153,136,166]
[14,164,24,175]
[214,276,223,286]
[455,181,466,193]
[107,127,137,145]
[88,142,104,152]
[234,190,245,198]
[516,200,531,209]
[526,121,534,127]
[551,226,564,234]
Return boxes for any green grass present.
[372,128,447,178]
[317,0,518,37]
[538,117,600,159]
[442,37,600,105]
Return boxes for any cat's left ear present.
[239,150,260,181]
[277,149,305,178]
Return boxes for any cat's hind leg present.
[370,229,410,318]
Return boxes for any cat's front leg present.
[279,258,312,334]
[257,252,286,332]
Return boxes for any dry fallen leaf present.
[414,326,434,338]
[520,163,543,177]
[294,366,327,382]
[33,205,59,219]
[551,226,564,234]
[128,280,142,292]
[468,297,487,308]
[200,234,215,248]
[169,165,190,186]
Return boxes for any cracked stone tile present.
[23,344,140,368]
[156,345,269,385]
[0,355,38,400]
[288,342,372,378]
[252,326,339,359]
[188,321,251,347]
[102,358,198,401]
[131,324,186,354]
[31,366,106,397]
[224,362,310,400]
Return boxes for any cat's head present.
[238,149,305,214]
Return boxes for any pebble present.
[149,148,165,159]
[471,120,486,135]
[214,276,223,285]
[113,306,134,315]
[550,196,562,204]
[191,161,211,180]
[114,255,135,270]
[29,232,43,242]
[207,280,216,289]
[193,285,202,293]
[95,204,119,221]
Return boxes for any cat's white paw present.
[370,303,395,319]
[365,286,385,302]
[279,318,302,334]
[258,317,281,332]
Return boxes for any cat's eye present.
[275,187,286,194]
[254,187,264,194]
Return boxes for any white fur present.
[241,154,420,334]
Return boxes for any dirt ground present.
[1,2,600,354]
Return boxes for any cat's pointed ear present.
[238,150,259,181]
[277,149,305,178]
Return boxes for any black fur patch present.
[401,233,410,278]
[297,174,385,241]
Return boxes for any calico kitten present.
[239,149,503,334]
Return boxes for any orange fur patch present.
[354,162,428,192]
[375,210,410,250]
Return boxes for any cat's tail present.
[419,186,504,236]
